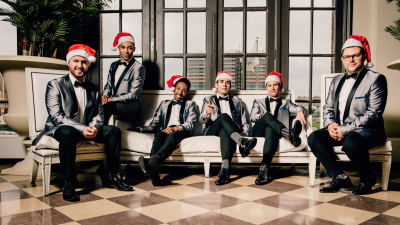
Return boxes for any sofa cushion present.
[121,129,308,154]
[333,141,392,154]
[34,135,105,154]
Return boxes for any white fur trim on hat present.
[341,38,364,51]
[66,49,96,63]
[112,36,135,51]
[265,75,281,86]
[215,73,233,82]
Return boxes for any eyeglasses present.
[342,53,363,61]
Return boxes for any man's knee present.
[103,125,121,137]
[55,126,81,139]
[220,113,231,121]
[307,130,324,150]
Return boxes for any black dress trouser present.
[252,113,285,166]
[206,113,241,161]
[150,130,192,163]
[308,129,374,182]
[53,125,122,181]
[103,102,122,125]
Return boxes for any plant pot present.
[0,56,68,137]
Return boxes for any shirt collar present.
[346,66,365,78]
[120,55,134,64]
[216,93,229,99]
[69,73,85,84]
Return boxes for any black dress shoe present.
[62,181,80,202]
[150,172,162,186]
[138,156,150,175]
[281,121,302,147]
[320,175,353,193]
[239,137,257,158]
[107,173,133,191]
[352,174,376,195]
[255,164,269,185]
[148,155,162,186]
[215,168,230,185]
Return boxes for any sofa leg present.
[42,157,52,196]
[309,152,317,187]
[30,155,39,183]
[382,156,392,191]
[204,157,211,178]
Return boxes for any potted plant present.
[0,0,112,137]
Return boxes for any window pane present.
[106,0,119,10]
[224,0,243,7]
[289,11,310,54]
[297,102,309,117]
[101,13,120,56]
[312,102,321,129]
[165,58,183,90]
[290,0,311,7]
[246,57,266,90]
[247,0,266,7]
[289,57,309,100]
[122,13,142,54]
[187,58,206,90]
[313,11,334,54]
[223,57,243,90]
[247,11,266,53]
[187,12,206,54]
[312,57,332,101]
[314,0,334,7]
[224,12,243,53]
[101,58,118,89]
[123,0,142,9]
[0,16,17,55]
[165,13,183,54]
[165,0,183,8]
[188,0,206,8]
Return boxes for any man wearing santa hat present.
[129,76,198,186]
[250,72,307,185]
[308,35,388,195]
[199,71,257,185]
[33,44,133,202]
[102,32,146,125]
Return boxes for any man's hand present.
[162,126,180,135]
[107,97,113,103]
[327,123,339,140]
[206,104,215,117]
[83,126,97,139]
[336,127,344,141]
[101,95,109,105]
[295,111,307,126]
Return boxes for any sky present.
[0,2,17,56]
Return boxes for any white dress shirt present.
[114,56,133,85]
[69,74,87,124]
[269,96,279,116]
[338,68,362,124]
[217,93,232,119]
[167,100,183,129]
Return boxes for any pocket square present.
[280,108,288,110]
[355,96,367,99]
[124,79,131,81]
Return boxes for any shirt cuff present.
[177,126,183,131]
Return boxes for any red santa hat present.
[265,72,284,91]
[341,35,373,68]
[66,44,96,64]
[111,32,135,51]
[213,71,233,93]
[167,75,185,91]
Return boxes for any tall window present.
[100,0,147,88]
[156,0,208,90]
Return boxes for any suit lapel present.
[165,101,173,128]
[334,75,347,124]
[343,67,368,122]
[179,100,187,124]
[64,75,78,117]
[213,95,221,114]
[115,58,135,93]
[274,99,282,118]
[84,83,93,125]
[265,97,271,113]
[110,61,119,95]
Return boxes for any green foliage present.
[385,0,400,42]
[0,0,113,57]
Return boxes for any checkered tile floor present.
[1,164,400,225]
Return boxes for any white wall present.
[353,0,400,161]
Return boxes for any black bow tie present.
[118,61,128,66]
[74,80,87,89]
[172,101,182,106]
[345,73,357,80]
[219,96,229,101]
[270,97,281,103]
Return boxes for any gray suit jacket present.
[103,58,146,120]
[323,67,388,146]
[199,95,251,136]
[140,100,198,134]
[250,97,308,130]
[33,75,103,145]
